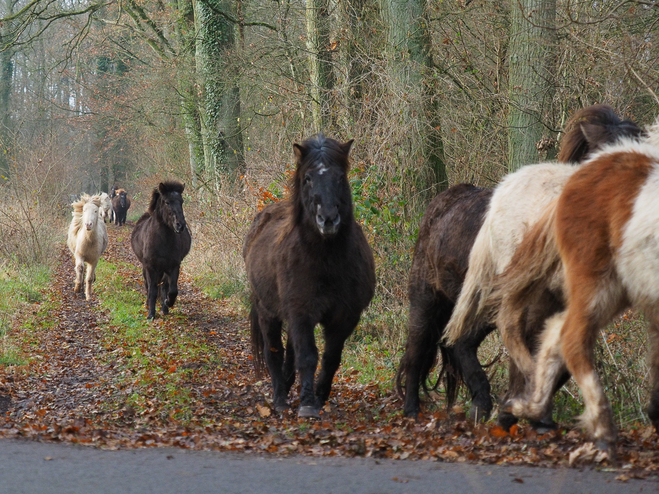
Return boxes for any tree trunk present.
[0,0,15,180]
[380,0,447,195]
[306,0,333,132]
[507,0,556,171]
[194,0,245,186]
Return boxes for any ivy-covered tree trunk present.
[508,0,556,171]
[0,0,15,181]
[380,0,447,195]
[194,0,245,185]
[176,0,204,188]
[305,0,333,132]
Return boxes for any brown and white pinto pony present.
[442,105,643,428]
[498,120,659,455]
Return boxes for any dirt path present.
[0,223,658,483]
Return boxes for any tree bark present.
[380,0,447,195]
[194,0,245,186]
[305,0,333,132]
[507,0,556,171]
[0,0,15,180]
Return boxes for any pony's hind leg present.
[260,315,288,412]
[507,311,568,424]
[450,323,495,423]
[396,289,446,418]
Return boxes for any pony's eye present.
[304,175,312,185]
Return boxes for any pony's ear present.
[180,183,185,193]
[341,139,354,155]
[580,122,612,150]
[293,143,305,161]
[158,182,167,195]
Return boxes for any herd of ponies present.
[65,104,659,459]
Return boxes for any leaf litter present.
[0,225,657,483]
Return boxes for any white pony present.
[98,192,113,223]
[67,194,109,300]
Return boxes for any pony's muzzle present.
[316,213,340,236]
[174,222,185,234]
[85,222,94,230]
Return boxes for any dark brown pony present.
[112,188,131,226]
[397,105,643,425]
[131,181,191,320]
[244,135,375,418]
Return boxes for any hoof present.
[469,405,492,424]
[298,406,320,419]
[497,410,519,432]
[530,419,558,434]
[274,402,290,413]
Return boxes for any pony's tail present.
[491,200,561,322]
[249,305,266,378]
[442,227,498,346]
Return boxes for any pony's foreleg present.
[644,310,659,432]
[85,260,98,301]
[290,318,319,417]
[144,268,160,320]
[314,315,359,412]
[159,273,171,316]
[283,337,296,394]
[165,265,180,308]
[74,256,84,294]
[560,300,617,453]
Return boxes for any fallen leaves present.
[0,226,657,483]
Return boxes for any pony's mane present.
[288,134,351,208]
[558,104,643,163]
[646,115,659,148]
[148,181,184,214]
[116,188,126,195]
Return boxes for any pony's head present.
[290,134,354,238]
[148,181,187,234]
[116,189,128,208]
[558,104,644,163]
[81,195,101,231]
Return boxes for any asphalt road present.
[0,439,654,494]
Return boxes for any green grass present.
[0,263,51,366]
[195,270,247,301]
[94,258,223,424]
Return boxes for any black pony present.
[243,135,376,418]
[396,104,643,425]
[112,188,131,226]
[131,181,191,320]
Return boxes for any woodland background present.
[0,0,658,426]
